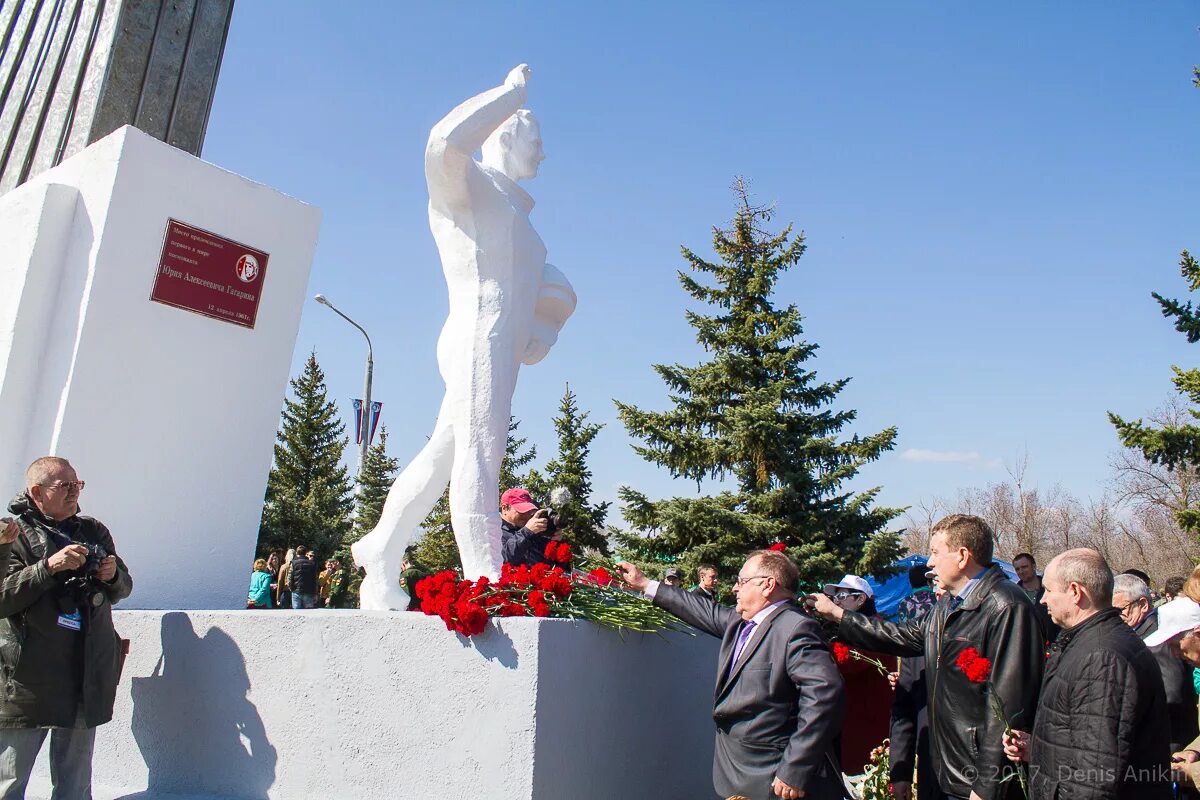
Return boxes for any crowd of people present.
[247,548,360,610]
[614,513,1200,800]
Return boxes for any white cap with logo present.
[822,574,874,599]
[1144,597,1200,648]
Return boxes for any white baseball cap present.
[1144,597,1200,648]
[823,574,874,599]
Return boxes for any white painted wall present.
[26,612,719,800]
[0,126,320,608]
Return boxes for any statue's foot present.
[358,569,411,611]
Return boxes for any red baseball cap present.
[501,487,538,513]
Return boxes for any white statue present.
[352,65,576,610]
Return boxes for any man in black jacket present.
[0,457,133,798]
[288,547,318,608]
[691,563,719,602]
[1113,572,1198,755]
[499,487,557,568]
[809,514,1044,800]
[1003,549,1171,799]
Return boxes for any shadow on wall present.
[119,613,276,799]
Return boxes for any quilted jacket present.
[1028,607,1170,800]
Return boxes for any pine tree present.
[540,384,611,553]
[257,352,354,562]
[614,181,903,590]
[1110,250,1200,535]
[348,426,399,544]
[411,418,538,571]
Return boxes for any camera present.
[537,507,562,535]
[55,542,108,612]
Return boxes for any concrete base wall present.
[28,611,719,800]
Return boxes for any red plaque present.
[150,219,269,329]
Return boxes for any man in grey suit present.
[618,550,846,800]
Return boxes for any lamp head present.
[314,294,329,306]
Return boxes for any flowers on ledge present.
[412,550,691,638]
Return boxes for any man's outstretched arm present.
[425,64,529,207]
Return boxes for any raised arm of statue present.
[425,64,530,207]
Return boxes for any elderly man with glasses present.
[0,456,132,799]
[617,550,846,800]
[1114,572,1199,755]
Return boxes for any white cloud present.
[899,449,1002,468]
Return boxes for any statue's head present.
[482,110,543,181]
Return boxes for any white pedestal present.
[27,612,719,800]
[0,127,320,608]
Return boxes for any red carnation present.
[955,646,992,684]
[831,642,851,665]
[555,542,572,563]
[587,567,613,586]
[543,542,558,561]
[768,542,787,552]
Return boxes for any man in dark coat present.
[0,457,133,798]
[1003,549,1171,799]
[1113,572,1198,754]
[617,550,845,800]
[890,654,947,800]
[810,514,1044,800]
[692,563,719,602]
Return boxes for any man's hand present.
[771,777,804,799]
[47,544,89,575]
[506,64,531,89]
[524,513,550,535]
[805,592,844,622]
[97,555,118,583]
[887,670,899,690]
[615,562,650,593]
[1173,749,1200,765]
[891,782,912,800]
[0,517,17,545]
[1002,729,1030,763]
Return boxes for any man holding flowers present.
[1002,549,1170,799]
[618,550,846,800]
[808,514,1043,800]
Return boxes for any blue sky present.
[202,2,1199,521]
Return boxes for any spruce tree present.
[349,426,399,544]
[1110,250,1200,535]
[614,182,903,589]
[411,418,538,571]
[541,384,611,553]
[257,352,354,561]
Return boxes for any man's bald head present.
[1047,548,1114,607]
[25,457,72,491]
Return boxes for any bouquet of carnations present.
[412,545,693,637]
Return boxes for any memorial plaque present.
[150,219,268,328]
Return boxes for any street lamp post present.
[314,294,374,483]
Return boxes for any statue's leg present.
[352,400,454,610]
[448,357,516,582]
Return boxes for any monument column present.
[0,0,234,194]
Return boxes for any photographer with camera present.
[499,487,563,568]
[0,457,131,798]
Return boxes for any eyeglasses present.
[734,575,771,588]
[1115,599,1146,617]
[833,590,864,601]
[41,480,85,493]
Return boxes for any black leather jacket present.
[839,565,1044,800]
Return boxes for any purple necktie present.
[730,620,757,667]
